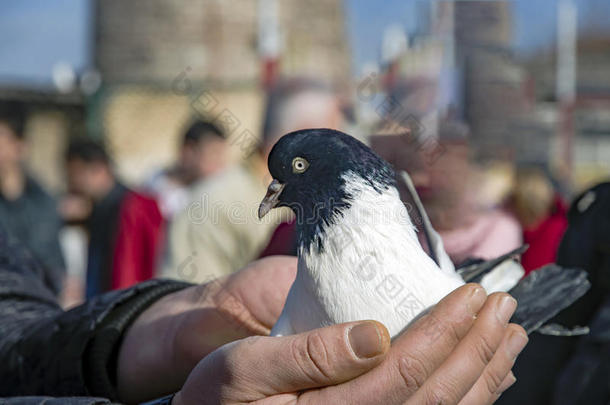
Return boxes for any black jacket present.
[0,226,190,404]
[0,175,65,295]
[497,181,610,405]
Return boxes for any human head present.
[180,120,228,184]
[65,138,115,200]
[0,102,26,172]
[372,119,472,230]
[511,167,555,228]
[260,78,345,158]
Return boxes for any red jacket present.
[110,191,164,289]
[521,196,568,275]
[259,218,297,258]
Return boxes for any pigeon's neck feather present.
[300,173,433,278]
[294,174,462,335]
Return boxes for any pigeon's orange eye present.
[292,157,309,174]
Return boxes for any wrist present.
[85,281,190,402]
[117,281,237,402]
[117,287,193,402]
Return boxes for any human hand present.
[116,256,297,403]
[173,284,527,405]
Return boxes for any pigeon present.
[258,128,590,338]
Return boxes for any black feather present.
[268,128,395,252]
[510,264,591,334]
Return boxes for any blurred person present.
[0,223,526,404]
[165,78,345,282]
[476,161,516,211]
[0,101,65,295]
[65,138,163,297]
[372,119,522,266]
[58,186,96,307]
[57,225,88,308]
[147,120,229,219]
[510,167,568,275]
[551,181,610,405]
[498,181,610,405]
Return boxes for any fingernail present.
[349,322,384,359]
[496,295,517,324]
[496,372,517,394]
[507,330,528,360]
[467,286,486,316]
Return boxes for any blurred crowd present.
[0,78,604,305]
[1,75,610,403]
[0,78,594,303]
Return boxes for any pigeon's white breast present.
[276,173,464,337]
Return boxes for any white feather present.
[271,172,464,338]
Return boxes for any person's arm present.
[1,231,527,405]
[0,225,190,402]
[0,279,188,400]
[117,257,528,404]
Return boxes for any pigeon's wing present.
[509,264,591,334]
[457,245,529,284]
[398,171,456,275]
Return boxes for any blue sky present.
[0,0,91,87]
[0,0,608,87]
[346,0,610,75]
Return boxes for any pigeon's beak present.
[258,179,285,219]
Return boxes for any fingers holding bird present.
[458,324,527,405]
[406,293,523,405]
[308,284,526,404]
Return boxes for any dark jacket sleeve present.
[0,226,191,403]
[0,397,116,404]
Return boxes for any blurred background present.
[1,0,609,303]
[1,0,610,187]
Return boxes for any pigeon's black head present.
[259,128,396,251]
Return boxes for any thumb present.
[253,320,391,393]
[181,321,390,403]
